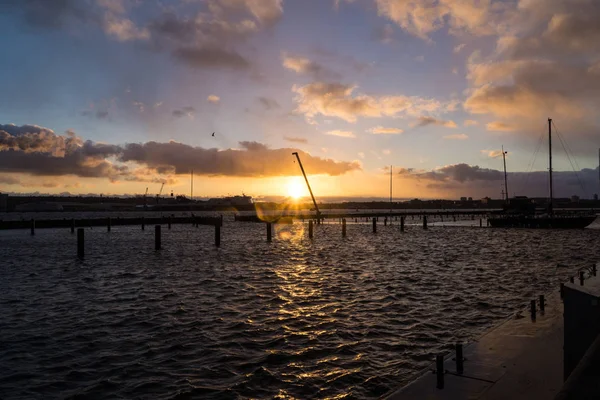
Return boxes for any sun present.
[286,179,304,200]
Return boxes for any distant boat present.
[489,118,597,229]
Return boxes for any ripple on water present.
[0,222,599,399]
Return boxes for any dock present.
[385,265,600,400]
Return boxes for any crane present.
[292,152,321,220]
[156,183,165,203]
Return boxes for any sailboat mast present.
[548,118,553,215]
[191,169,194,200]
[502,146,508,203]
[390,165,392,210]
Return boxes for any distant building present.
[460,197,467,202]
[481,197,491,204]
[0,193,7,212]
[468,197,473,201]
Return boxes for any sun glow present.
[286,179,305,200]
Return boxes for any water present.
[1,220,599,399]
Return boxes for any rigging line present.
[553,121,584,174]
[523,122,546,194]
[552,121,587,195]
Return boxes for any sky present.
[0,0,599,200]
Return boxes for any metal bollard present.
[455,344,464,374]
[77,228,84,259]
[539,295,545,312]
[155,225,161,250]
[436,354,444,389]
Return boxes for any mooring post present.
[342,218,347,237]
[30,219,35,236]
[107,217,111,232]
[579,270,585,286]
[70,218,75,234]
[77,228,84,259]
[308,220,314,239]
[215,223,221,247]
[384,217,387,226]
[141,217,145,230]
[267,222,272,242]
[168,216,172,230]
[530,299,536,319]
[423,215,428,230]
[372,218,377,233]
[155,225,161,250]
[570,276,575,284]
[436,354,444,389]
[539,295,545,312]
[479,218,482,227]
[400,216,405,232]
[455,344,464,374]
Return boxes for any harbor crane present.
[156,183,165,203]
[292,152,321,221]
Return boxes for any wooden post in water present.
[436,354,444,389]
[30,219,35,236]
[155,225,161,250]
[579,270,585,286]
[423,216,428,230]
[308,220,313,239]
[71,218,75,234]
[342,218,346,237]
[215,223,221,247]
[77,228,84,259]
[384,217,387,226]
[400,216,405,232]
[593,264,597,276]
[455,344,464,374]
[141,217,145,230]
[539,295,545,312]
[372,218,377,233]
[530,300,536,319]
[107,217,111,232]
[267,222,272,242]
[479,218,482,227]
[168,217,172,230]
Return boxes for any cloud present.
[102,13,149,42]
[444,133,468,140]
[210,0,283,27]
[398,163,504,183]
[3,0,95,30]
[373,24,395,43]
[368,126,403,135]
[284,136,308,144]
[207,95,221,104]
[358,152,365,159]
[325,130,356,138]
[292,82,444,123]
[464,119,478,126]
[454,43,466,53]
[173,47,250,70]
[0,123,361,182]
[481,149,505,158]
[282,54,341,80]
[412,116,457,128]
[486,121,515,132]
[257,96,280,110]
[172,107,196,118]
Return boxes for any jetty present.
[385,264,600,400]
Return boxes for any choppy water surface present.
[1,220,599,399]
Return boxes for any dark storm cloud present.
[1,0,95,29]
[173,47,250,70]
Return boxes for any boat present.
[488,118,597,229]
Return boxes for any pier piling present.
[423,216,428,230]
[107,217,111,232]
[30,219,35,236]
[141,217,145,230]
[342,218,347,237]
[479,218,482,227]
[71,218,75,234]
[436,354,444,389]
[168,217,172,230]
[530,299,536,319]
[215,224,221,247]
[267,222,272,242]
[384,217,387,226]
[560,283,565,299]
[308,220,313,239]
[593,264,597,276]
[570,276,575,284]
[455,344,464,374]
[400,216,405,232]
[540,295,545,312]
[77,228,84,259]
[372,218,377,233]
[579,270,585,286]
[155,225,161,250]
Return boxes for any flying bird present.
[212,132,215,137]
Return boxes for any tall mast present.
[502,146,508,202]
[548,118,553,215]
[191,169,194,200]
[390,165,393,211]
